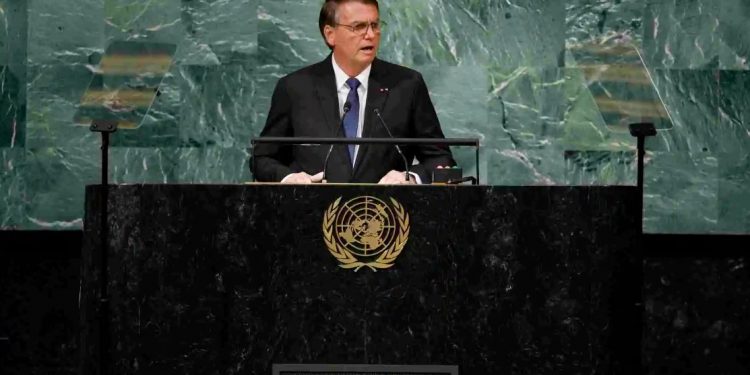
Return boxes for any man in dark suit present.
[252,0,455,184]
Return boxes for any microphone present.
[373,108,410,181]
[322,101,352,182]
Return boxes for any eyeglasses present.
[335,21,382,36]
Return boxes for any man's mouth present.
[360,46,375,52]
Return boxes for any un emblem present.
[323,196,410,271]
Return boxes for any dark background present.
[1,231,748,374]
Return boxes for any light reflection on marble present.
[643,151,719,234]
[25,64,98,148]
[20,145,99,230]
[0,148,26,228]
[104,0,183,45]
[178,0,259,64]
[379,0,565,68]
[0,0,746,233]
[27,0,104,65]
[0,66,23,148]
[421,65,489,182]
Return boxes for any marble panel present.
[566,0,647,49]
[486,66,637,185]
[16,146,99,230]
[0,0,747,233]
[109,147,252,184]
[0,1,27,148]
[0,66,24,147]
[717,152,750,234]
[251,63,298,131]
[108,63,181,148]
[178,0,259,65]
[27,0,105,65]
[717,0,750,70]
[109,147,181,184]
[714,70,750,233]
[25,64,98,148]
[173,147,252,183]
[380,0,565,68]
[0,0,27,66]
[257,0,329,66]
[0,148,27,229]
[176,63,259,148]
[717,70,750,156]
[642,0,738,70]
[104,0,182,45]
[420,64,489,182]
[643,151,718,234]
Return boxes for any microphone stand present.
[89,119,117,375]
[373,109,410,181]
[628,122,657,233]
[322,102,351,182]
[627,122,656,368]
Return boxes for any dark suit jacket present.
[252,55,455,183]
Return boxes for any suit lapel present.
[354,59,389,175]
[314,55,353,178]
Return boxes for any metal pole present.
[628,122,655,233]
[475,144,480,185]
[99,131,110,375]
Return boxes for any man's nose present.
[364,25,376,39]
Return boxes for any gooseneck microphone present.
[373,108,410,181]
[322,101,352,182]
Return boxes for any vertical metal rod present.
[628,122,655,234]
[637,136,645,193]
[636,135,645,231]
[475,144,480,185]
[99,132,110,375]
[251,141,257,183]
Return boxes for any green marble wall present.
[0,0,748,233]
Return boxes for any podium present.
[81,184,641,374]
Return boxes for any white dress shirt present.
[332,54,371,165]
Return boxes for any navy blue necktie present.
[343,78,361,164]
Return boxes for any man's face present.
[324,2,380,74]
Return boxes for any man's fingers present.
[282,176,307,184]
[281,172,319,184]
[377,171,395,184]
[378,170,404,184]
[310,171,324,183]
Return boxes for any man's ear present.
[323,25,336,48]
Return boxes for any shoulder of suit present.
[273,61,327,94]
[278,57,423,84]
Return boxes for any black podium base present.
[81,185,641,374]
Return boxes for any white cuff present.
[408,172,422,185]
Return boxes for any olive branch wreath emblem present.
[323,196,410,272]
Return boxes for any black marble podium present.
[81,184,641,374]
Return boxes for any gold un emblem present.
[323,196,410,272]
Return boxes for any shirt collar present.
[332,54,371,92]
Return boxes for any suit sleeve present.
[250,77,296,182]
[409,74,456,183]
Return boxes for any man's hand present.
[281,171,324,184]
[378,170,416,185]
